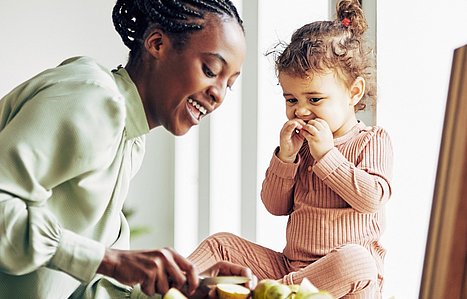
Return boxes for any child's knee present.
[331,244,378,280]
[199,232,240,250]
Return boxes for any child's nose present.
[295,105,313,118]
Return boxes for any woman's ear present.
[144,29,168,59]
[350,76,366,106]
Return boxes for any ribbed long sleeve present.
[261,122,393,273]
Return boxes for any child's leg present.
[188,232,289,280]
[283,244,380,299]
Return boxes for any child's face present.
[278,71,358,138]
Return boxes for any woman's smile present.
[187,98,208,122]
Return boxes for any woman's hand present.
[277,119,307,163]
[301,118,334,160]
[97,247,199,297]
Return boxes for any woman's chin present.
[171,124,193,136]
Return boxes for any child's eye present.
[309,97,323,103]
[286,98,297,104]
[203,65,217,78]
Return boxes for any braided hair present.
[113,0,243,63]
[270,0,375,111]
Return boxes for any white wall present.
[377,1,467,298]
[0,0,125,95]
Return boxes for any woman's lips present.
[188,98,207,120]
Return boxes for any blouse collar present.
[112,66,150,139]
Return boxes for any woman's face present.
[142,15,246,136]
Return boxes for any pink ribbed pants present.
[188,232,380,299]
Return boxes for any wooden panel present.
[419,44,467,299]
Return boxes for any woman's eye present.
[310,97,322,103]
[203,65,216,78]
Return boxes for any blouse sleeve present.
[0,80,125,282]
[313,128,393,213]
[260,147,301,216]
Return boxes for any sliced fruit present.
[299,278,319,294]
[163,288,188,299]
[296,291,335,299]
[216,283,251,299]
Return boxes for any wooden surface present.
[419,44,467,299]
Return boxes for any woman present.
[0,0,248,298]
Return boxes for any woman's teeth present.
[188,98,207,115]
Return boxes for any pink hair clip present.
[342,18,351,27]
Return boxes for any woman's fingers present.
[168,248,199,295]
[155,258,170,295]
[156,247,198,295]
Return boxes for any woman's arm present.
[0,80,125,282]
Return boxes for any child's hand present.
[301,118,334,160]
[277,119,306,163]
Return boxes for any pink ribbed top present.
[260,122,393,274]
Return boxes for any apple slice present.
[217,283,251,299]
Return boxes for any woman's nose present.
[207,82,228,107]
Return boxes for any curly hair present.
[112,0,243,63]
[269,0,375,111]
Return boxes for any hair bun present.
[336,0,367,36]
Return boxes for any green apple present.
[264,283,292,299]
[288,284,300,293]
[288,284,300,299]
[253,279,281,299]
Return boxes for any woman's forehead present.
[185,17,246,67]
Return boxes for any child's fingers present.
[300,127,313,139]
[282,120,303,137]
[302,123,319,136]
[308,118,330,131]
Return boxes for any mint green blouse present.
[0,57,154,298]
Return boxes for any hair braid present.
[164,0,203,19]
[112,0,149,50]
[143,1,203,33]
[113,0,243,62]
[184,0,224,15]
[148,0,188,21]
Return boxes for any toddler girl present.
[188,1,393,298]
